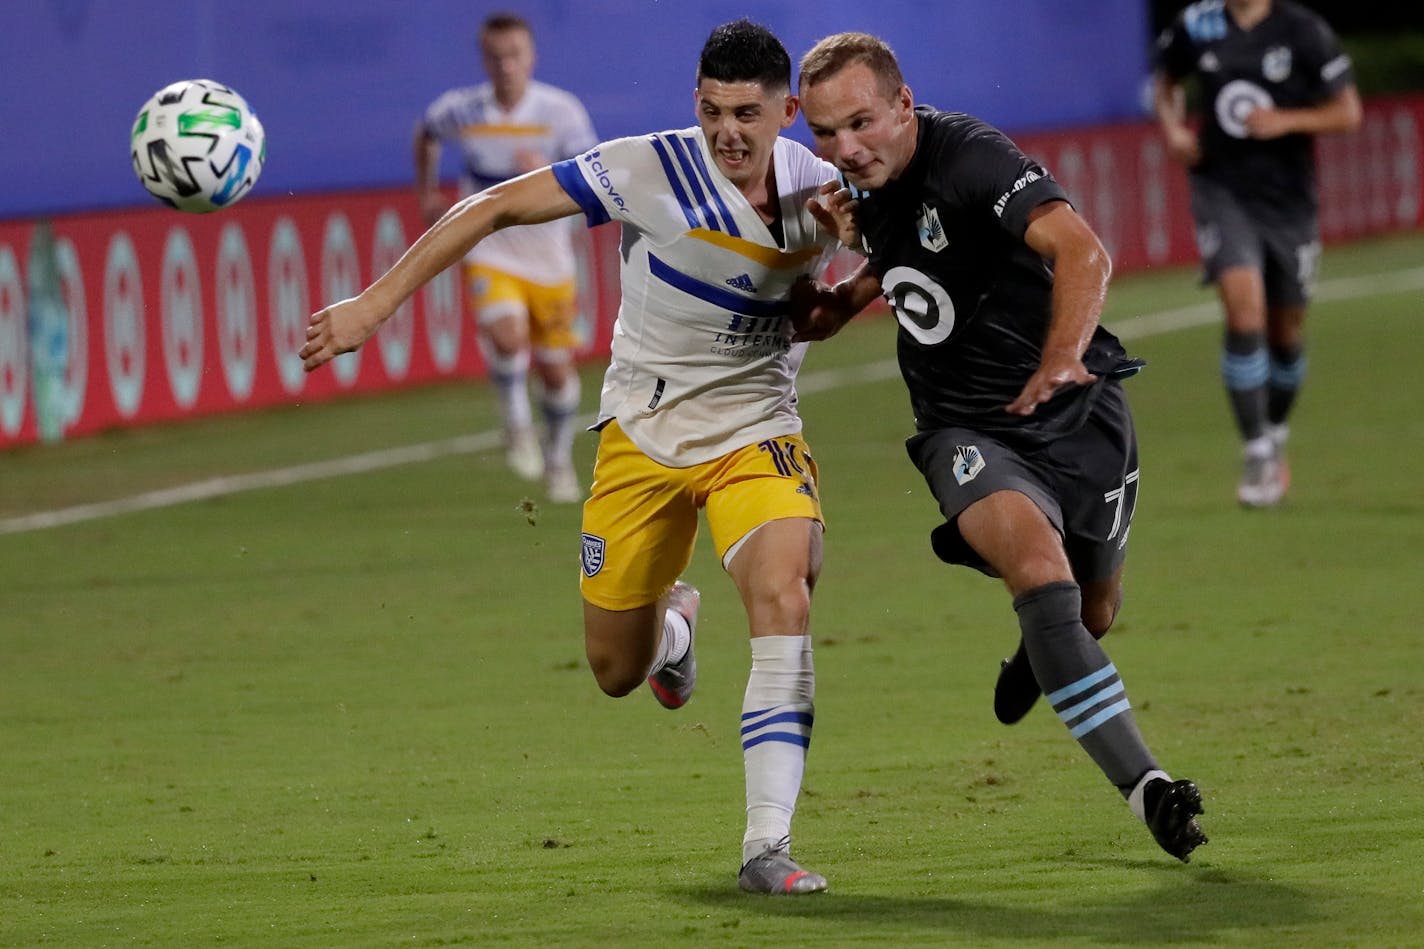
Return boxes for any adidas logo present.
[725,273,757,293]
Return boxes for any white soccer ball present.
[130,79,266,213]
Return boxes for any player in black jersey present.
[794,32,1207,862]
[1153,0,1360,507]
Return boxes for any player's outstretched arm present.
[301,168,581,372]
[1008,201,1110,416]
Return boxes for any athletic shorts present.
[464,263,578,350]
[1187,174,1320,308]
[579,421,824,611]
[906,382,1139,583]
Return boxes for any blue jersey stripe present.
[465,164,511,193]
[664,135,723,233]
[682,138,741,237]
[648,253,788,318]
[551,159,610,227]
[648,136,701,230]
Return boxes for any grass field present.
[2,232,1422,947]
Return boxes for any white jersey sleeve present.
[552,131,839,466]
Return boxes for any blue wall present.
[1,0,1151,219]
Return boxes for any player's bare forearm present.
[1247,86,1362,139]
[301,168,581,371]
[1152,74,1201,166]
[414,133,446,223]
[1010,203,1109,414]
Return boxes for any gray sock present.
[1222,330,1268,441]
[1014,581,1157,791]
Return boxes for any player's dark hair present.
[481,11,532,39]
[698,19,791,92]
[799,32,904,99]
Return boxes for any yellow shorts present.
[579,421,824,611]
[465,264,578,350]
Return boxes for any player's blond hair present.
[798,32,904,99]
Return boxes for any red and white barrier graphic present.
[1,96,1420,449]
[0,189,620,447]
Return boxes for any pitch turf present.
[2,233,1422,946]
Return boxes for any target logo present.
[1215,80,1274,139]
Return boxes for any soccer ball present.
[130,79,266,213]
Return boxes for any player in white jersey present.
[302,20,846,894]
[416,12,598,502]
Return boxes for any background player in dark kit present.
[794,31,1207,862]
[1153,0,1360,507]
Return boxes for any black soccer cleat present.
[993,642,1041,725]
[1143,777,1208,863]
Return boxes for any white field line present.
[4,265,1422,536]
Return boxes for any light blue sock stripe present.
[742,732,811,751]
[1069,699,1132,738]
[1221,349,1269,389]
[1057,681,1126,723]
[1269,354,1308,387]
[1045,663,1118,706]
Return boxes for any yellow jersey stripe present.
[686,228,823,269]
[458,123,552,136]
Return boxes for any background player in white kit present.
[416,12,598,502]
[304,20,842,895]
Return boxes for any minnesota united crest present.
[581,532,606,577]
[917,203,948,252]
[952,445,985,485]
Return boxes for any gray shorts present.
[906,382,1139,583]
[1188,174,1320,308]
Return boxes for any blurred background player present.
[415,12,598,502]
[1152,0,1361,507]
[305,20,843,894]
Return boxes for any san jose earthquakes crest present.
[581,532,606,577]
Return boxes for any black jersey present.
[1155,0,1353,207]
[856,107,1130,444]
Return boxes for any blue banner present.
[1,0,1150,218]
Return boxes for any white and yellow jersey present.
[421,80,597,284]
[551,130,839,466]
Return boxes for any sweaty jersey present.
[551,131,838,466]
[420,80,597,283]
[855,107,1130,445]
[1155,0,1354,207]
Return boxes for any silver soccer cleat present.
[1237,443,1284,508]
[648,581,700,709]
[738,837,828,895]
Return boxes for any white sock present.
[1128,768,1172,822]
[478,337,532,433]
[1243,434,1274,461]
[741,635,815,862]
[648,607,690,675]
[538,372,581,470]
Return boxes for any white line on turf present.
[4,265,1422,536]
